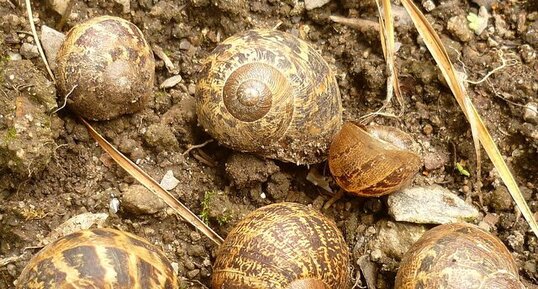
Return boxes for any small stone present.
[20,43,39,59]
[121,184,167,214]
[447,15,474,42]
[421,0,436,12]
[179,39,192,50]
[160,75,183,89]
[423,151,447,171]
[388,185,480,224]
[519,44,537,63]
[46,0,70,14]
[525,21,538,48]
[114,0,130,13]
[368,220,427,261]
[422,124,433,135]
[143,123,180,152]
[487,186,513,211]
[40,25,66,70]
[186,269,200,279]
[160,170,180,190]
[523,102,537,124]
[304,0,331,10]
[190,231,201,242]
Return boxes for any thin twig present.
[25,0,56,83]
[52,84,77,114]
[182,140,213,156]
[56,0,75,31]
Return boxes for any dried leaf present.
[40,212,109,246]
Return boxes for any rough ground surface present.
[0,0,537,288]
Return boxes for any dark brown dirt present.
[0,0,537,288]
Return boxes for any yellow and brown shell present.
[17,228,178,289]
[395,223,525,289]
[196,29,342,165]
[56,16,155,120]
[212,202,350,289]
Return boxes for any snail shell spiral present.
[211,202,350,289]
[17,228,178,289]
[196,29,342,164]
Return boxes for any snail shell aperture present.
[196,29,343,164]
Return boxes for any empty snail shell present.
[212,202,350,289]
[395,223,525,289]
[195,29,343,165]
[56,16,155,120]
[17,228,178,289]
[328,122,421,197]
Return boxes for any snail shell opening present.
[196,29,342,164]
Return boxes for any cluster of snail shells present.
[56,16,155,121]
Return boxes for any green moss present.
[199,190,231,225]
[3,127,17,143]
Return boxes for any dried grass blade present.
[400,0,538,237]
[375,0,403,106]
[24,0,55,83]
[79,117,224,246]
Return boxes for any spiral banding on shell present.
[211,202,350,289]
[17,228,178,289]
[196,29,342,164]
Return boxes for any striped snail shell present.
[17,228,178,289]
[211,202,350,289]
[196,29,343,165]
[395,223,525,289]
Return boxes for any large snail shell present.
[56,16,155,120]
[395,223,525,289]
[211,202,350,289]
[196,29,343,164]
[328,122,421,197]
[17,228,178,289]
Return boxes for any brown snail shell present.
[17,228,178,289]
[211,202,350,289]
[328,122,421,197]
[196,29,343,165]
[56,16,155,120]
[395,223,525,289]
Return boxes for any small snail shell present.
[17,228,178,289]
[56,16,155,120]
[328,122,421,197]
[196,29,343,165]
[212,202,350,289]
[395,223,525,289]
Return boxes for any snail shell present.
[56,16,155,120]
[328,122,421,197]
[395,223,525,289]
[17,228,178,289]
[196,29,343,165]
[212,202,350,289]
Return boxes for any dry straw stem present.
[400,0,538,238]
[375,0,403,107]
[24,0,55,83]
[80,117,224,246]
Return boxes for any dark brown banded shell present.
[56,16,155,120]
[211,202,350,289]
[17,228,178,289]
[395,223,525,289]
[196,29,342,164]
[328,122,421,197]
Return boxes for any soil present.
[0,0,537,288]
